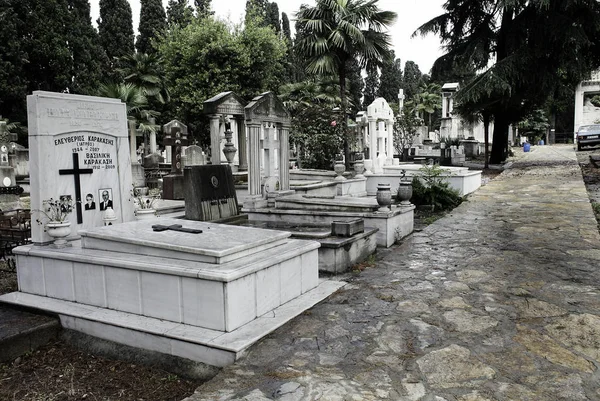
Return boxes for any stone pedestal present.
[162,174,185,200]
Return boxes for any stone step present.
[0,279,345,368]
[275,195,379,213]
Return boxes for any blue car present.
[576,125,600,151]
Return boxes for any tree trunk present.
[483,113,490,169]
[339,66,351,169]
[490,112,509,164]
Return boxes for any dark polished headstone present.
[184,165,239,221]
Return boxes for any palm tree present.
[413,83,441,132]
[296,0,397,166]
[97,82,160,135]
[117,53,170,104]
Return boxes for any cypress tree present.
[346,57,364,115]
[0,0,28,123]
[377,51,402,104]
[363,65,379,107]
[67,0,108,94]
[266,2,280,33]
[167,0,193,27]
[282,12,291,42]
[403,61,422,100]
[98,0,134,77]
[194,0,214,18]
[136,0,167,54]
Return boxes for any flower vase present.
[397,181,413,205]
[354,153,365,179]
[46,221,71,248]
[334,158,346,181]
[376,183,392,213]
[135,209,157,220]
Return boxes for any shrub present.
[408,165,463,211]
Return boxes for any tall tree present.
[296,0,397,166]
[265,2,280,33]
[245,0,268,24]
[0,0,72,126]
[281,12,291,42]
[346,57,364,115]
[195,0,214,18]
[157,16,286,145]
[167,0,194,27]
[98,0,134,78]
[280,12,294,84]
[67,0,108,95]
[136,0,167,54]
[417,0,600,163]
[402,61,422,101]
[363,65,379,108]
[378,51,402,105]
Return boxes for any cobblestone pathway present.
[187,145,600,401]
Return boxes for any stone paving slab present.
[185,145,600,401]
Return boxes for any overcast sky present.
[90,0,445,74]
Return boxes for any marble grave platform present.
[0,218,344,367]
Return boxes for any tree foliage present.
[402,61,423,101]
[167,0,194,27]
[346,58,364,115]
[265,2,280,33]
[0,0,73,125]
[157,17,286,145]
[363,64,379,109]
[378,51,402,105]
[295,0,397,165]
[394,107,422,160]
[194,0,214,18]
[98,0,134,77]
[280,79,344,169]
[417,0,600,163]
[136,0,167,54]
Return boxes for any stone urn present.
[222,124,237,165]
[46,221,71,248]
[334,156,346,181]
[376,183,392,212]
[135,208,157,220]
[354,153,365,179]
[397,181,413,205]
[363,159,373,175]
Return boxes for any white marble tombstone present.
[182,144,206,167]
[27,91,135,244]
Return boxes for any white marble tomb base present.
[1,219,344,367]
[0,280,343,367]
[244,197,414,248]
[372,164,482,196]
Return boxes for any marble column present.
[279,124,290,191]
[128,120,137,162]
[209,114,221,165]
[237,117,248,171]
[368,117,377,159]
[149,130,157,154]
[247,123,262,196]
[386,120,394,165]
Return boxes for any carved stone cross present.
[151,224,203,234]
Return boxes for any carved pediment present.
[163,119,188,135]
[245,92,290,124]
[203,91,246,116]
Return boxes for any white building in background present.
[574,70,600,135]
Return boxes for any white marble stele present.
[1,218,344,367]
[27,91,135,244]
